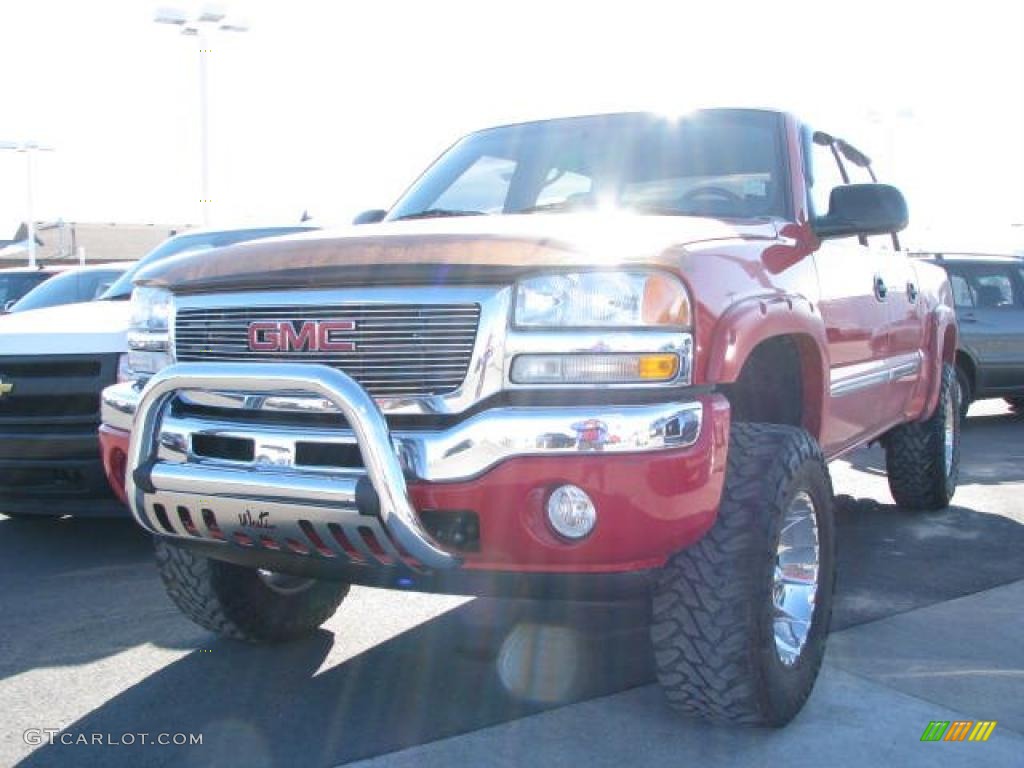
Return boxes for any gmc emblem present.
[248,320,356,352]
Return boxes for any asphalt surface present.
[2,400,1023,767]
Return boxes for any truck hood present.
[137,213,780,293]
[0,300,131,356]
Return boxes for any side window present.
[806,136,846,219]
[432,155,515,214]
[948,272,975,308]
[968,267,1016,309]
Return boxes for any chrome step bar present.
[125,362,461,570]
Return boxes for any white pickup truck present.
[0,226,313,517]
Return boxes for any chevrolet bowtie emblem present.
[0,378,12,397]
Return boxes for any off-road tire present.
[883,363,959,511]
[955,364,972,419]
[650,423,836,726]
[154,538,349,642]
[1006,397,1024,414]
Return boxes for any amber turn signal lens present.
[638,354,680,380]
[642,273,691,326]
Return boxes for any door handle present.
[960,312,977,324]
[873,275,888,301]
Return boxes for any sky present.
[1,0,1023,252]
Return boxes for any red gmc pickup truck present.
[99,108,959,726]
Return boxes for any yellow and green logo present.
[921,721,997,742]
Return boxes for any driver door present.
[805,130,897,454]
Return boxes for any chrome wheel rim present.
[773,491,820,666]
[944,392,956,477]
[257,569,315,595]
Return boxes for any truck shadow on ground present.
[845,407,1024,486]
[15,494,1024,767]
[0,516,199,682]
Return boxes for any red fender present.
[705,293,830,439]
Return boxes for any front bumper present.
[0,430,124,516]
[101,364,729,574]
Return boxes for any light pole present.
[154,6,249,226]
[0,140,55,268]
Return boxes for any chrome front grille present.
[174,303,481,397]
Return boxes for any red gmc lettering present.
[247,321,355,352]
[247,322,280,351]
[280,322,318,352]
[317,321,356,352]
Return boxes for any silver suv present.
[920,254,1024,416]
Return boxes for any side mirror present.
[352,209,387,225]
[1,300,15,313]
[813,183,908,240]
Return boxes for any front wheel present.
[154,539,349,642]
[650,423,836,726]
[883,363,960,511]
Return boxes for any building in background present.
[0,221,191,267]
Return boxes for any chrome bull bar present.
[125,362,461,570]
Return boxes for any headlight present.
[130,286,173,333]
[126,286,173,380]
[514,271,691,328]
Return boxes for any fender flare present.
[705,293,830,436]
[922,304,959,418]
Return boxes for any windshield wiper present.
[393,208,487,221]
[516,198,599,214]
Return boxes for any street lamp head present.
[197,4,226,23]
[154,7,187,25]
[219,19,250,32]
[0,141,55,152]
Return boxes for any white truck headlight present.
[514,271,691,328]
[130,286,173,333]
[127,286,174,379]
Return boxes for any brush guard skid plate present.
[125,362,461,571]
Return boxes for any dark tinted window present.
[948,272,974,308]
[0,273,51,306]
[391,110,788,220]
[974,272,1015,308]
[961,264,1019,309]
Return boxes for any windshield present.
[100,227,313,299]
[9,267,126,312]
[389,110,788,221]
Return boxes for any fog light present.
[546,484,597,540]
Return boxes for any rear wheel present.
[650,424,836,726]
[883,363,959,511]
[154,538,349,642]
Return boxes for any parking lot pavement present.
[2,400,1023,767]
